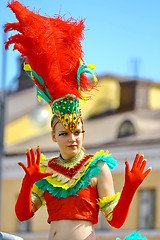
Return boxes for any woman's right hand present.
[18,147,53,184]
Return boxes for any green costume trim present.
[116,230,147,240]
[34,150,118,199]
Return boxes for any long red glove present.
[15,147,53,221]
[108,153,151,228]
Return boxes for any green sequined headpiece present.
[51,94,82,132]
[24,59,97,132]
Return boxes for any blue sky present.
[1,0,160,90]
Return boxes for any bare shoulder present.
[90,162,110,188]
[97,162,112,179]
[96,162,115,199]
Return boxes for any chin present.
[67,148,79,157]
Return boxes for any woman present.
[15,115,151,240]
[4,2,151,240]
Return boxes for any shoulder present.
[91,150,118,172]
[97,162,112,180]
[90,162,111,188]
[96,161,115,199]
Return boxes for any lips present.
[68,145,77,148]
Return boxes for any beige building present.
[1,71,160,240]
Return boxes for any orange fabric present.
[45,184,99,224]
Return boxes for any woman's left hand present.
[125,153,152,191]
[108,153,152,228]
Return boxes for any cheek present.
[57,138,64,145]
[77,135,83,145]
[58,137,68,147]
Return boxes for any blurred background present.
[0,0,160,240]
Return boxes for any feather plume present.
[4,1,96,102]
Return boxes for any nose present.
[69,133,76,142]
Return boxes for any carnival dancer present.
[4,2,151,240]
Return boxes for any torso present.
[48,176,98,240]
[49,219,96,240]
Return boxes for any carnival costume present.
[31,149,120,224]
[5,1,151,230]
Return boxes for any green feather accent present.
[32,70,53,104]
[124,230,147,240]
[32,70,44,85]
[77,58,97,90]
[116,230,147,240]
[23,63,53,104]
[36,86,52,103]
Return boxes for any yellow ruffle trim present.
[32,184,46,206]
[93,150,111,159]
[40,156,94,190]
[39,153,54,163]
[97,192,121,209]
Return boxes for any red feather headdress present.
[4,1,97,132]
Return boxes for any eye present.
[75,130,81,136]
[59,132,68,136]
[74,130,85,136]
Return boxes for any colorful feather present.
[4,1,97,103]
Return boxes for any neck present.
[59,149,84,163]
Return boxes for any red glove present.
[108,153,151,228]
[15,147,53,221]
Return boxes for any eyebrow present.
[58,128,82,133]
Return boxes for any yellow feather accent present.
[40,153,52,163]
[92,73,98,83]
[87,64,96,70]
[81,92,87,104]
[79,58,83,65]
[93,150,111,160]
[30,72,34,80]
[32,184,46,206]
[23,62,32,71]
[23,63,34,80]
[97,192,121,208]
[37,95,42,102]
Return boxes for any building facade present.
[1,72,160,240]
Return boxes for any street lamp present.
[0,29,7,230]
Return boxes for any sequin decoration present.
[51,94,82,132]
[48,153,92,179]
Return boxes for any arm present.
[108,153,151,228]
[97,162,115,199]
[97,153,151,228]
[97,162,120,221]
[15,147,53,221]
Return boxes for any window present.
[118,120,135,138]
[148,83,160,109]
[139,190,155,229]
